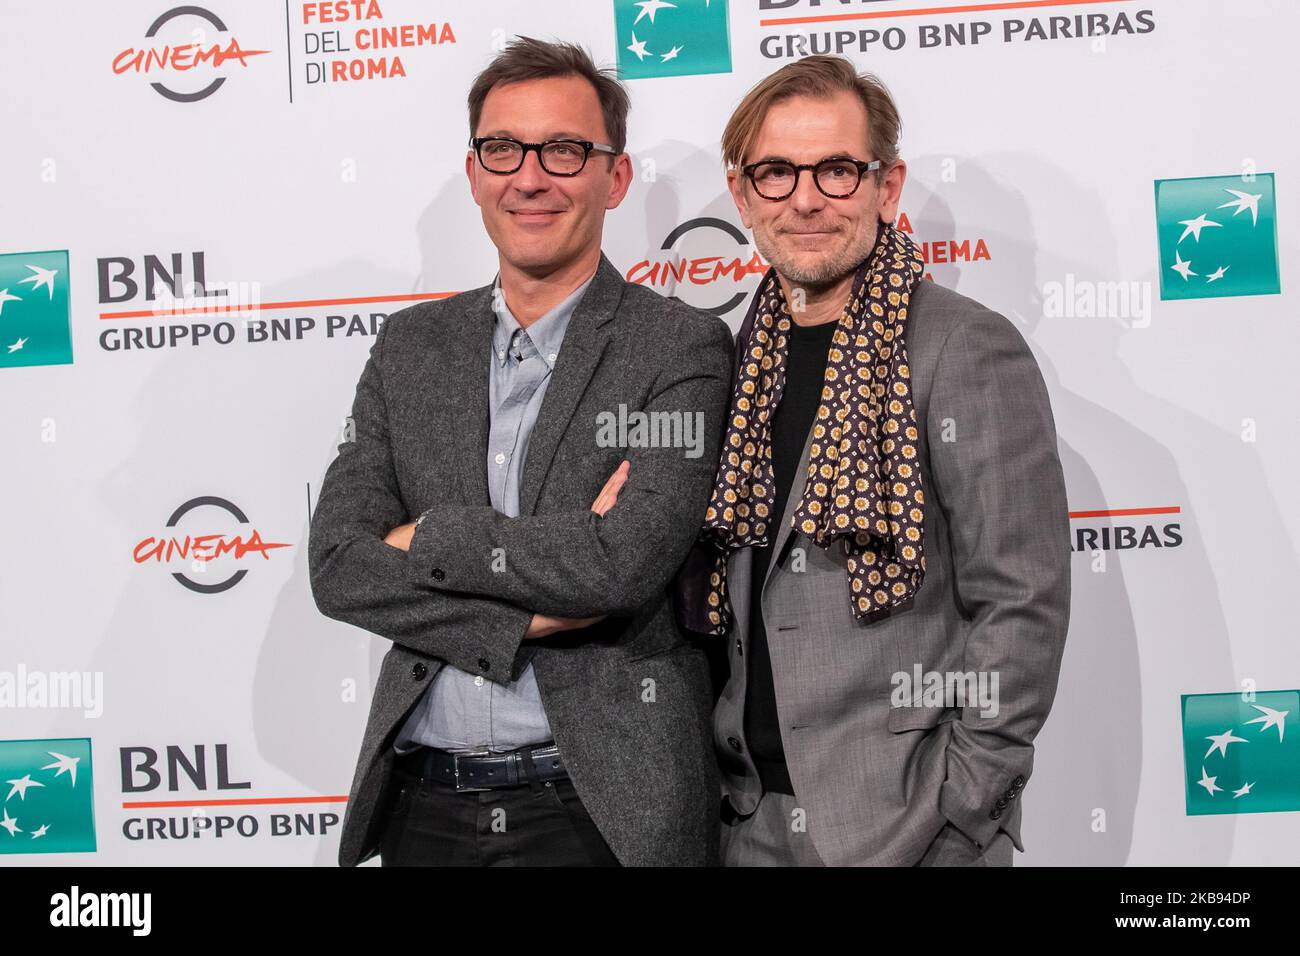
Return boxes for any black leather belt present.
[395,743,567,792]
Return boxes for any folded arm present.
[307,315,534,681]
[405,319,734,618]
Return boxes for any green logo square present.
[613,0,732,80]
[1154,174,1281,301]
[0,737,97,854]
[1181,691,1298,816]
[0,249,73,368]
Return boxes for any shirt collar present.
[490,270,597,371]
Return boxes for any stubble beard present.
[751,217,880,292]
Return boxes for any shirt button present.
[547,353,556,362]
[494,452,506,465]
[474,675,485,687]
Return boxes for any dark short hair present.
[467,36,630,153]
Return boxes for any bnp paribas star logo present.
[1154,174,1281,301]
[1181,690,1298,816]
[613,0,732,80]
[0,738,96,854]
[0,249,73,369]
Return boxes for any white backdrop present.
[1,0,1296,865]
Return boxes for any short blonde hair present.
[721,55,900,181]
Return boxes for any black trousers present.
[378,759,621,867]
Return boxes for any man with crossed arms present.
[311,38,731,867]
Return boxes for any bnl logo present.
[1154,174,1280,301]
[0,250,73,369]
[1181,690,1297,816]
[0,738,96,854]
[613,0,732,79]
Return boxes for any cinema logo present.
[133,496,291,594]
[120,744,341,842]
[626,218,767,317]
[897,213,990,280]
[297,1,456,91]
[1070,506,1183,558]
[112,6,270,102]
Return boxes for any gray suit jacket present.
[309,253,733,866]
[691,279,1070,865]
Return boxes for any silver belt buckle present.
[452,749,493,792]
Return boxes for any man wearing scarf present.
[676,56,1071,866]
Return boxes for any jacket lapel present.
[723,272,820,613]
[440,282,495,508]
[517,253,623,517]
[760,421,818,601]
[726,546,754,646]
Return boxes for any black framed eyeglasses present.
[470,137,618,176]
[741,157,883,200]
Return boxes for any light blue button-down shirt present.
[393,270,596,754]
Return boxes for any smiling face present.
[727,90,906,289]
[466,74,632,279]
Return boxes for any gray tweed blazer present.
[309,252,733,866]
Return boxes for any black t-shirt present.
[744,317,838,795]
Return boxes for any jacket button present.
[478,657,491,672]
[1011,774,1025,789]
[727,736,742,753]
[411,663,427,680]
[990,807,1002,820]
[431,568,445,581]
[995,796,1008,809]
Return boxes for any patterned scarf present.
[698,220,927,635]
